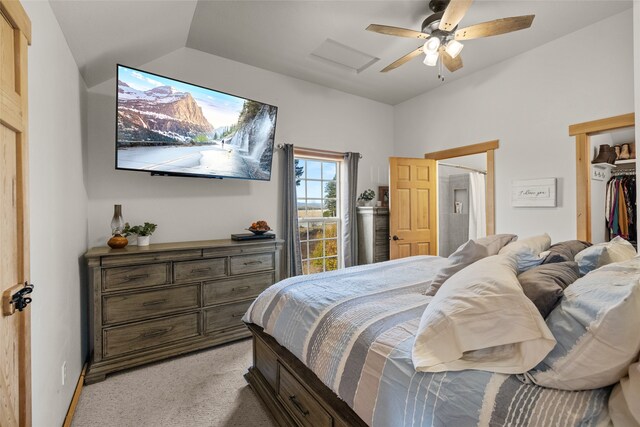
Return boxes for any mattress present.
[243,256,611,427]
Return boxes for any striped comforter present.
[243,256,611,427]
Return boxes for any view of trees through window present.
[295,158,340,274]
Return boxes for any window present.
[295,157,340,274]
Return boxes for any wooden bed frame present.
[244,323,368,427]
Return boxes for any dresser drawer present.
[203,300,252,334]
[278,366,332,427]
[103,313,200,358]
[229,253,274,275]
[103,284,200,325]
[174,258,226,282]
[203,272,273,306]
[101,249,202,267]
[103,263,169,292]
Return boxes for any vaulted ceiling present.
[50,0,632,105]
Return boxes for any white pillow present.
[498,233,551,273]
[609,362,640,427]
[412,254,556,374]
[522,257,640,390]
[574,236,637,276]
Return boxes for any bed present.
[243,256,612,427]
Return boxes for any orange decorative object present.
[107,234,128,249]
[250,220,270,230]
[247,220,272,235]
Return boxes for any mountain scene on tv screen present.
[116,68,276,180]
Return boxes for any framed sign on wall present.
[512,178,557,207]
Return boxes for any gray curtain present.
[341,152,360,268]
[282,144,303,277]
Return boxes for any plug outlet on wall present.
[61,361,67,386]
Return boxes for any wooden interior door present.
[0,1,32,426]
[389,157,437,259]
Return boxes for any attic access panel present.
[310,39,379,73]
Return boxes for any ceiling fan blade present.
[439,0,474,32]
[381,46,424,72]
[366,24,430,40]
[455,15,535,40]
[441,50,463,72]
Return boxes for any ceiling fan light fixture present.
[423,51,439,66]
[445,40,464,59]
[423,37,441,53]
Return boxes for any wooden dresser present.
[84,238,283,383]
[356,206,389,264]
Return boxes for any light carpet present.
[72,339,276,427]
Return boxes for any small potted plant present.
[357,189,376,206]
[123,222,158,246]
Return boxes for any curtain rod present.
[438,162,486,175]
[276,144,362,159]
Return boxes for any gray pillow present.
[474,234,518,255]
[424,240,489,296]
[517,261,580,318]
[543,240,592,264]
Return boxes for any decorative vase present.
[107,234,128,249]
[110,204,124,235]
[137,235,150,246]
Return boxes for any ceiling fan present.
[366,0,535,75]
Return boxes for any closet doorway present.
[425,140,498,257]
[569,113,635,244]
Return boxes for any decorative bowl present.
[246,227,271,235]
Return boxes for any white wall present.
[22,2,89,426]
[86,47,393,246]
[394,10,634,242]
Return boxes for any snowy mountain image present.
[116,66,277,180]
[117,82,214,143]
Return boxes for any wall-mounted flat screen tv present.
[116,64,278,180]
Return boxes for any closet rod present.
[611,170,636,177]
[438,162,486,175]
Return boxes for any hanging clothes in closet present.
[605,172,637,245]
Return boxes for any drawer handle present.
[288,395,309,416]
[231,286,250,292]
[244,260,263,266]
[142,299,167,307]
[125,274,149,281]
[191,267,211,273]
[231,312,245,318]
[141,328,169,339]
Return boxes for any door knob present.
[392,235,403,241]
